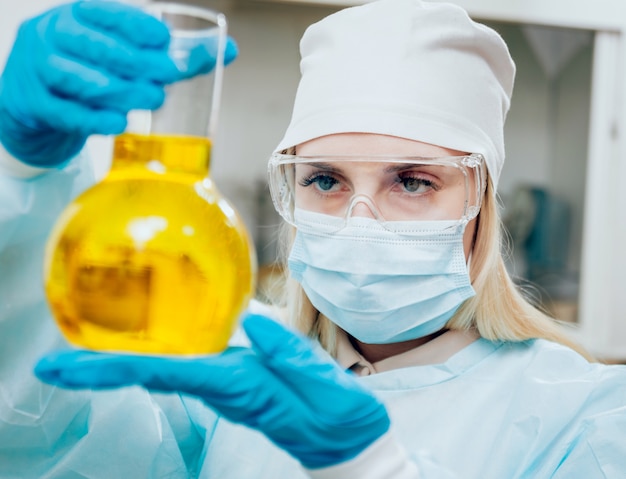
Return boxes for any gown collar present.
[336,328,503,388]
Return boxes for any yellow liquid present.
[44,134,256,355]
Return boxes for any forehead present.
[296,133,468,157]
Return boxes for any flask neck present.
[110,133,212,180]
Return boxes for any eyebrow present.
[298,160,439,176]
[298,162,345,174]
[383,163,421,174]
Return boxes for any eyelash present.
[297,171,441,193]
[298,173,339,189]
[395,173,441,192]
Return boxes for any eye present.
[397,175,436,194]
[299,173,340,192]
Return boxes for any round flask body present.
[44,134,256,354]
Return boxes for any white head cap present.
[274,0,515,189]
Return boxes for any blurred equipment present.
[504,185,578,322]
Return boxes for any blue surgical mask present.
[287,209,476,344]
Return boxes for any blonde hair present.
[271,174,592,361]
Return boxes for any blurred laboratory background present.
[2,0,625,361]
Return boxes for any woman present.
[2,0,625,478]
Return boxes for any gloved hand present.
[35,313,390,469]
[0,1,237,167]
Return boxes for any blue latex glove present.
[0,1,237,167]
[35,314,390,469]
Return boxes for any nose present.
[345,195,384,221]
[349,202,377,219]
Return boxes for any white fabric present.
[0,141,52,178]
[274,0,515,188]
[307,432,421,479]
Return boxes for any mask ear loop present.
[465,157,488,276]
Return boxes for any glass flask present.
[44,3,256,355]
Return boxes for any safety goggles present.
[268,153,486,231]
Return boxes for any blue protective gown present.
[195,338,626,478]
[1,152,626,478]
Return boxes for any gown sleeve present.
[550,366,626,478]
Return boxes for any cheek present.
[463,218,478,261]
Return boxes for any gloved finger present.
[242,314,383,416]
[41,54,166,112]
[242,315,390,460]
[163,36,238,81]
[34,347,307,427]
[223,37,239,66]
[72,0,171,49]
[1,62,127,136]
[50,6,179,84]
[69,3,237,82]
[33,349,238,390]
[34,348,264,394]
[35,350,145,388]
[36,95,127,136]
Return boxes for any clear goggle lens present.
[268,153,486,231]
